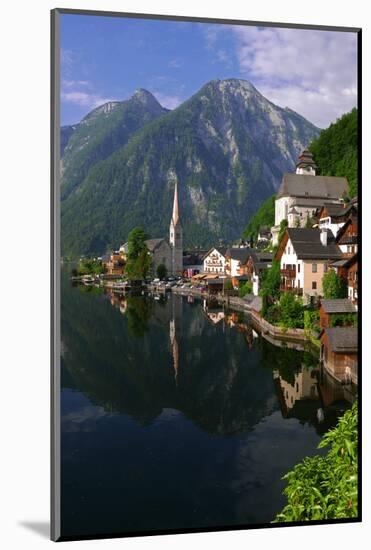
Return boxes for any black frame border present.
[51,7,362,543]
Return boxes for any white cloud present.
[233,26,357,127]
[61,79,118,110]
[61,90,118,108]
[168,59,183,69]
[62,79,91,89]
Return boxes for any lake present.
[60,268,354,538]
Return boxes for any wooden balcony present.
[281,267,296,278]
[280,285,303,296]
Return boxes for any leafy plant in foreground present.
[274,401,358,522]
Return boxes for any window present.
[287,246,291,255]
[312,281,317,290]
[298,264,300,273]
[312,263,317,273]
[324,263,328,273]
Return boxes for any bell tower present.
[169,182,183,276]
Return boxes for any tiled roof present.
[287,228,342,260]
[323,327,358,352]
[321,299,357,314]
[277,174,348,199]
[226,247,252,262]
[145,238,168,252]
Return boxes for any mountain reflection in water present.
[61,269,355,538]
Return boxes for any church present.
[144,182,183,276]
[271,150,349,245]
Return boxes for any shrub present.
[274,402,358,522]
[239,280,253,297]
[279,293,304,329]
[304,309,320,332]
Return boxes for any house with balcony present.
[225,247,252,278]
[103,251,126,276]
[245,251,273,295]
[275,228,343,301]
[271,150,349,244]
[203,247,228,275]
[335,216,358,256]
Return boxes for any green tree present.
[156,263,168,280]
[278,219,288,243]
[260,260,281,300]
[127,227,149,260]
[310,108,358,197]
[274,401,358,522]
[125,227,151,280]
[322,269,348,299]
[279,292,304,329]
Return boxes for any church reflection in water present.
[86,288,356,434]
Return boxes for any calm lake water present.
[60,268,354,538]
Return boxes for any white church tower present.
[295,150,317,175]
[169,182,183,276]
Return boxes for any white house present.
[203,247,228,275]
[276,228,343,301]
[317,202,357,238]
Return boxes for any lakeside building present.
[225,247,252,278]
[245,251,273,295]
[319,299,357,329]
[320,327,358,385]
[182,250,206,278]
[203,247,228,275]
[275,227,343,301]
[102,251,125,275]
[271,150,349,245]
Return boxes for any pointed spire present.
[172,182,180,226]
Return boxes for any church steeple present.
[171,181,180,226]
[169,182,183,275]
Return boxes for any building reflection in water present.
[105,289,356,427]
[202,299,225,325]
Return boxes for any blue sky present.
[61,14,358,128]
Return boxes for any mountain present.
[60,90,168,201]
[60,124,77,156]
[61,79,320,257]
[309,108,358,197]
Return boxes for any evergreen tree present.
[310,108,358,197]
